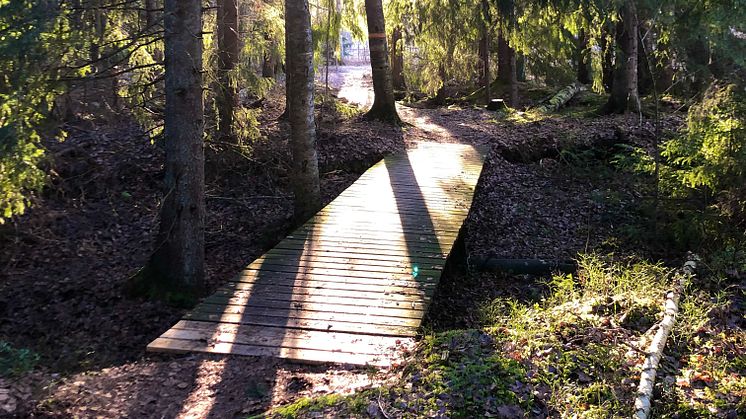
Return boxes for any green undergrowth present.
[265,254,744,418]
[0,341,39,378]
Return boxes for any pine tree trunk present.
[516,54,526,82]
[391,26,405,91]
[363,0,400,123]
[576,28,591,84]
[497,34,518,107]
[144,0,157,29]
[285,0,321,220]
[637,22,653,95]
[600,23,615,92]
[603,0,640,114]
[262,33,277,78]
[134,0,205,301]
[216,0,239,141]
[262,49,276,77]
[480,0,491,104]
[480,34,490,104]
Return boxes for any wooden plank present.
[322,197,471,212]
[299,218,465,233]
[317,204,469,219]
[283,232,450,249]
[222,278,435,298]
[183,312,417,336]
[290,226,460,243]
[296,221,463,236]
[196,297,424,320]
[211,285,425,303]
[162,320,413,355]
[335,187,476,200]
[239,266,441,283]
[147,337,401,366]
[230,274,438,294]
[245,260,443,277]
[256,253,446,271]
[336,182,477,193]
[272,242,448,259]
[264,248,447,263]
[205,291,428,313]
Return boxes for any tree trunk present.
[600,23,614,92]
[637,22,653,95]
[131,0,205,302]
[603,0,640,114]
[516,54,526,82]
[480,0,491,104]
[216,0,239,141]
[144,0,157,29]
[497,33,518,107]
[262,49,276,78]
[391,26,405,91]
[480,34,491,104]
[576,28,591,84]
[285,0,321,220]
[363,0,400,123]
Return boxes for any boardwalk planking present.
[147,142,484,366]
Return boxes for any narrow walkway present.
[147,142,484,366]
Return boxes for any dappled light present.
[321,66,375,108]
[2,0,744,416]
[148,142,483,367]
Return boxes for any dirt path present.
[319,65,375,109]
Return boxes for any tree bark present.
[216,0,239,141]
[634,257,698,419]
[480,34,491,104]
[132,0,205,302]
[144,0,157,29]
[603,0,640,114]
[480,0,491,104]
[285,0,321,220]
[637,22,653,95]
[497,33,518,107]
[516,53,526,82]
[262,48,276,78]
[391,26,405,91]
[600,23,615,92]
[363,0,400,123]
[576,28,591,84]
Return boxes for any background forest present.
[1,0,745,417]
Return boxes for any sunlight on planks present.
[147,142,484,367]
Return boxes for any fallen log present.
[633,255,699,419]
[468,256,577,275]
[534,82,586,113]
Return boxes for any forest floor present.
[0,66,743,418]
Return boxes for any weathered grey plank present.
[148,142,484,366]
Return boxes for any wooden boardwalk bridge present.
[147,142,484,366]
